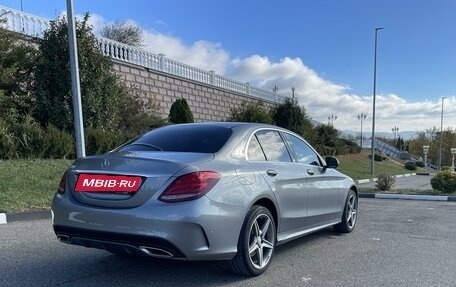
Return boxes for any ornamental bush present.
[404,161,417,171]
[228,101,273,124]
[85,128,130,156]
[168,98,194,124]
[431,170,456,193]
[369,152,386,162]
[376,173,395,191]
[416,161,425,168]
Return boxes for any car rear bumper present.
[51,193,247,261]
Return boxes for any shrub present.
[168,98,194,124]
[404,161,417,171]
[376,173,395,191]
[228,101,273,124]
[0,119,18,159]
[43,124,75,159]
[369,152,386,162]
[441,166,452,172]
[416,161,425,168]
[85,128,130,156]
[12,115,47,158]
[431,170,456,193]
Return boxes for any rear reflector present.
[58,170,68,194]
[75,174,142,193]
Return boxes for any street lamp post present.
[66,0,86,158]
[423,145,430,169]
[272,85,278,103]
[291,87,295,99]
[371,27,384,176]
[328,114,337,126]
[451,148,456,171]
[439,97,447,170]
[357,113,367,148]
[392,126,399,146]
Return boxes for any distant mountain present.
[309,119,418,140]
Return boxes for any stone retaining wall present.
[112,60,275,121]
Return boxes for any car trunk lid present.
[67,152,213,208]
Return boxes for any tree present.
[272,97,316,143]
[0,17,38,122]
[100,20,143,47]
[315,124,338,147]
[168,98,194,124]
[33,13,154,133]
[228,101,273,124]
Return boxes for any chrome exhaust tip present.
[139,246,174,258]
[57,234,70,243]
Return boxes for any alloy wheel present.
[248,214,275,269]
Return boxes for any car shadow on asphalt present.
[81,228,341,286]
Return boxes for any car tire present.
[334,189,358,233]
[229,205,276,276]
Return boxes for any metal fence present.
[0,4,282,103]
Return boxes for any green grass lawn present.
[336,150,427,180]
[0,159,72,213]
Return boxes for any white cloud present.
[142,33,229,74]
[84,13,456,134]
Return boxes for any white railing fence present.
[0,5,283,103]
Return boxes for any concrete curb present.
[0,210,51,224]
[360,193,456,202]
[355,172,437,185]
[0,213,6,224]
[355,173,417,185]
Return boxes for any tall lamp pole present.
[371,27,384,176]
[67,0,86,158]
[328,114,337,126]
[357,113,367,148]
[272,85,278,103]
[423,145,430,169]
[450,148,456,171]
[392,126,399,146]
[439,97,447,170]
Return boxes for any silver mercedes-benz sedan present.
[52,122,358,276]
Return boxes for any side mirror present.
[324,156,339,169]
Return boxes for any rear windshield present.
[116,125,232,153]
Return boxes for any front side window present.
[255,130,291,162]
[284,133,321,166]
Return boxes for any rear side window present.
[247,135,266,161]
[117,125,232,153]
[255,130,291,162]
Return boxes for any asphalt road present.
[1,198,456,287]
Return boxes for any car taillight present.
[58,170,68,194]
[158,171,221,203]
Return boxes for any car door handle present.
[266,169,278,177]
[306,169,315,175]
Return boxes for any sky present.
[1,0,455,135]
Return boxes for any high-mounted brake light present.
[158,171,221,203]
[58,170,68,194]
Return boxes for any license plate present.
[75,174,142,193]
